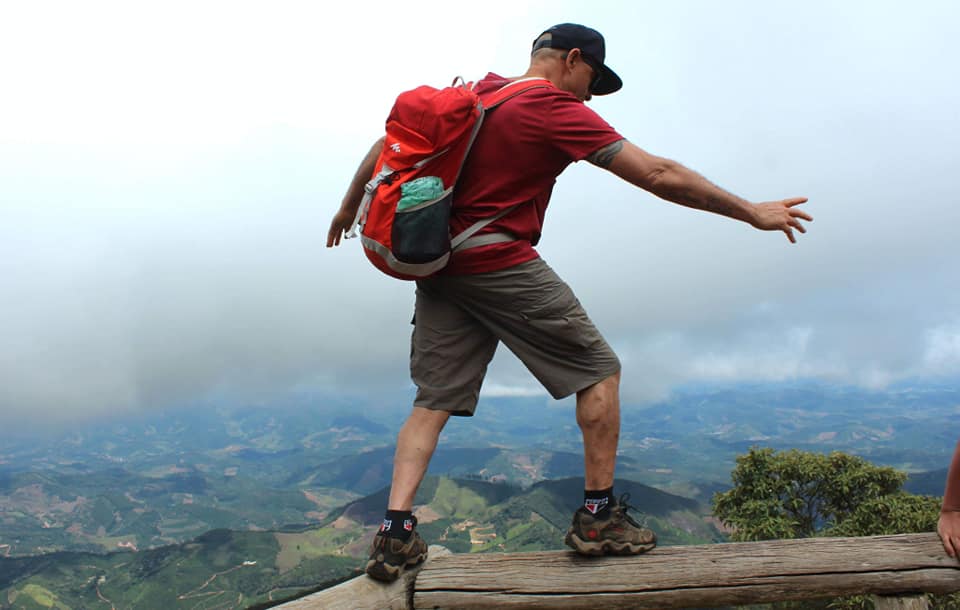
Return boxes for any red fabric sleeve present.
[547,94,624,162]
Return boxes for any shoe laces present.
[615,493,647,528]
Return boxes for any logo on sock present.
[403,519,414,531]
[381,519,392,532]
[584,497,609,515]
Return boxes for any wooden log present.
[871,595,930,610]
[414,534,959,609]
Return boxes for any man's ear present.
[564,48,582,71]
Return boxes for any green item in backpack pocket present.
[397,176,445,211]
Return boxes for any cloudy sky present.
[1,0,958,428]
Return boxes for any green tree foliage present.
[829,493,941,537]
[713,448,906,541]
[712,447,956,610]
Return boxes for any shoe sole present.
[564,531,656,556]
[365,549,428,582]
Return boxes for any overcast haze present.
[2,1,958,428]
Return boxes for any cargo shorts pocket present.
[519,294,603,352]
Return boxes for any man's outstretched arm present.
[939,440,960,559]
[327,137,385,248]
[588,139,812,243]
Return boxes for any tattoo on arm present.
[587,139,625,169]
[703,195,730,216]
[698,189,753,223]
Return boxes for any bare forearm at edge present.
[944,441,960,512]
[647,162,758,225]
[340,137,385,214]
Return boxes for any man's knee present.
[404,406,451,434]
[577,401,617,425]
[578,371,621,402]
[598,370,621,390]
[576,373,620,427]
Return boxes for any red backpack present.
[345,77,550,280]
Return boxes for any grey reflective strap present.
[492,76,549,94]
[450,203,522,251]
[413,147,450,169]
[345,166,393,239]
[361,235,451,277]
[451,100,486,185]
[344,191,372,239]
[457,232,516,251]
[484,78,551,110]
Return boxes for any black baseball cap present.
[531,23,622,95]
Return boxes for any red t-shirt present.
[444,72,624,275]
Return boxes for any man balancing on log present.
[327,23,812,582]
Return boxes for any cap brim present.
[592,65,622,96]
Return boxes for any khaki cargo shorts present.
[410,257,621,416]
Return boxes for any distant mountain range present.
[0,442,658,558]
[1,381,955,556]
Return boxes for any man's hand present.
[327,208,356,248]
[327,137,386,249]
[939,510,960,559]
[751,197,813,244]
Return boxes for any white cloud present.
[688,327,813,381]
[925,323,960,373]
[480,383,549,399]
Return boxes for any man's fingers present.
[938,518,960,559]
[326,227,341,248]
[778,200,811,243]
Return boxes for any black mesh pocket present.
[391,192,452,263]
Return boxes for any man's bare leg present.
[387,406,451,511]
[576,371,621,490]
[566,370,654,555]
[366,407,447,582]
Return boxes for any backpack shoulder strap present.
[480,77,553,110]
[449,78,553,251]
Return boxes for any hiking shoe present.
[564,493,657,556]
[365,527,428,582]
